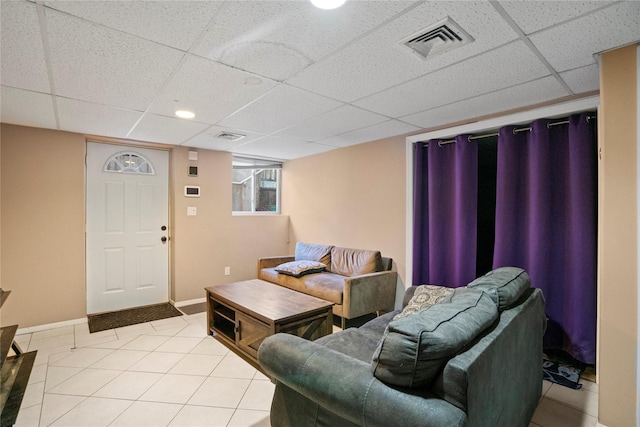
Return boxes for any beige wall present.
[1,124,87,327]
[171,146,289,302]
[3,45,638,423]
[598,44,638,426]
[282,136,407,306]
[0,124,289,328]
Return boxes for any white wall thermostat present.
[184,186,200,197]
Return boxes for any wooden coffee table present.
[205,279,334,370]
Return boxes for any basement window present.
[232,156,281,214]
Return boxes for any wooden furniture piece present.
[0,289,37,427]
[205,279,334,370]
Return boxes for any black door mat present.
[177,302,207,315]
[88,302,183,333]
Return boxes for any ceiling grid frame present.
[1,0,638,159]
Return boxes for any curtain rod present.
[432,114,597,147]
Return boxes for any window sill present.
[232,212,281,216]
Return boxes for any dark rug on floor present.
[88,302,183,333]
[178,302,206,315]
[543,357,584,389]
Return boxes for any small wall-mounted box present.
[184,186,200,197]
[188,166,198,177]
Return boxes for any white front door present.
[86,142,169,314]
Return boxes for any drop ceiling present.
[1,0,638,160]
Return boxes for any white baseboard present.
[16,317,87,335]
[172,297,206,308]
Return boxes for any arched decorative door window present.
[103,151,155,175]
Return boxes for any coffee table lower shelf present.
[206,279,334,372]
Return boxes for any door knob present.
[161,236,168,243]
[161,225,167,231]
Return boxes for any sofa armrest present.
[433,289,546,427]
[259,334,466,427]
[343,271,398,318]
[257,256,295,271]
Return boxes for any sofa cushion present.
[394,285,454,320]
[370,288,498,388]
[467,267,530,311]
[259,268,345,304]
[295,242,333,266]
[315,329,381,363]
[356,311,398,341]
[330,247,382,277]
[275,260,326,278]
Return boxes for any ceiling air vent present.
[401,17,473,60]
[216,132,246,141]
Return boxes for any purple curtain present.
[413,136,478,288]
[493,112,597,364]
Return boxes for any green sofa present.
[258,267,546,427]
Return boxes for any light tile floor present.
[531,377,599,427]
[15,312,271,427]
[14,311,599,427]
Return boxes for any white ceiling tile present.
[1,86,57,130]
[45,8,184,111]
[319,120,420,148]
[560,64,600,94]
[42,1,223,51]
[354,41,550,118]
[192,1,416,81]
[212,42,311,83]
[273,105,388,142]
[499,1,609,35]
[0,0,633,160]
[128,114,209,145]
[401,76,568,129]
[218,84,342,134]
[286,1,518,102]
[182,126,267,152]
[56,97,142,138]
[231,136,335,160]
[286,40,415,103]
[0,1,50,92]
[530,1,640,72]
[149,55,278,125]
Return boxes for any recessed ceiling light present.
[175,110,195,119]
[310,0,346,9]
